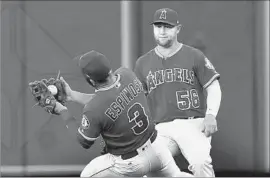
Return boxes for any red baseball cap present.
[77,50,111,82]
[151,8,180,26]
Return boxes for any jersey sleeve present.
[134,58,148,94]
[77,111,101,142]
[194,50,220,88]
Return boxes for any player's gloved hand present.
[59,76,73,102]
[29,80,60,115]
[201,114,218,137]
[41,77,67,105]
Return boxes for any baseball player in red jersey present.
[134,8,222,177]
[54,50,193,177]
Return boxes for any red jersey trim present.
[154,43,183,59]
[78,128,98,141]
[203,73,220,89]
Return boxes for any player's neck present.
[156,41,181,58]
[96,74,117,90]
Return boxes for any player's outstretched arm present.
[60,77,95,106]
[70,91,95,106]
[54,102,94,149]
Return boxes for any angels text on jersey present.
[146,68,195,94]
[105,78,144,121]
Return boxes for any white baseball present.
[48,85,58,95]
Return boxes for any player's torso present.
[140,45,206,123]
[89,68,155,155]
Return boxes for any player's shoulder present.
[136,49,155,64]
[83,96,96,112]
[83,94,104,114]
[182,44,203,55]
[180,43,206,61]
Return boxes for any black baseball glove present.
[41,78,67,105]
[29,80,59,115]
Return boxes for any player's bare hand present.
[54,101,68,113]
[60,76,73,101]
[201,114,218,137]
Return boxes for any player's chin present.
[158,41,171,48]
[155,38,170,46]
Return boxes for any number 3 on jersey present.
[176,89,200,110]
[127,103,149,135]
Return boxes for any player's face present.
[153,23,180,48]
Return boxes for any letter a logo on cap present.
[159,9,167,19]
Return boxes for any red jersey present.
[78,67,155,155]
[134,44,220,123]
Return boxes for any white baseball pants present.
[155,118,215,177]
[80,133,194,177]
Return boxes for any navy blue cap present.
[78,50,111,81]
[151,8,180,26]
